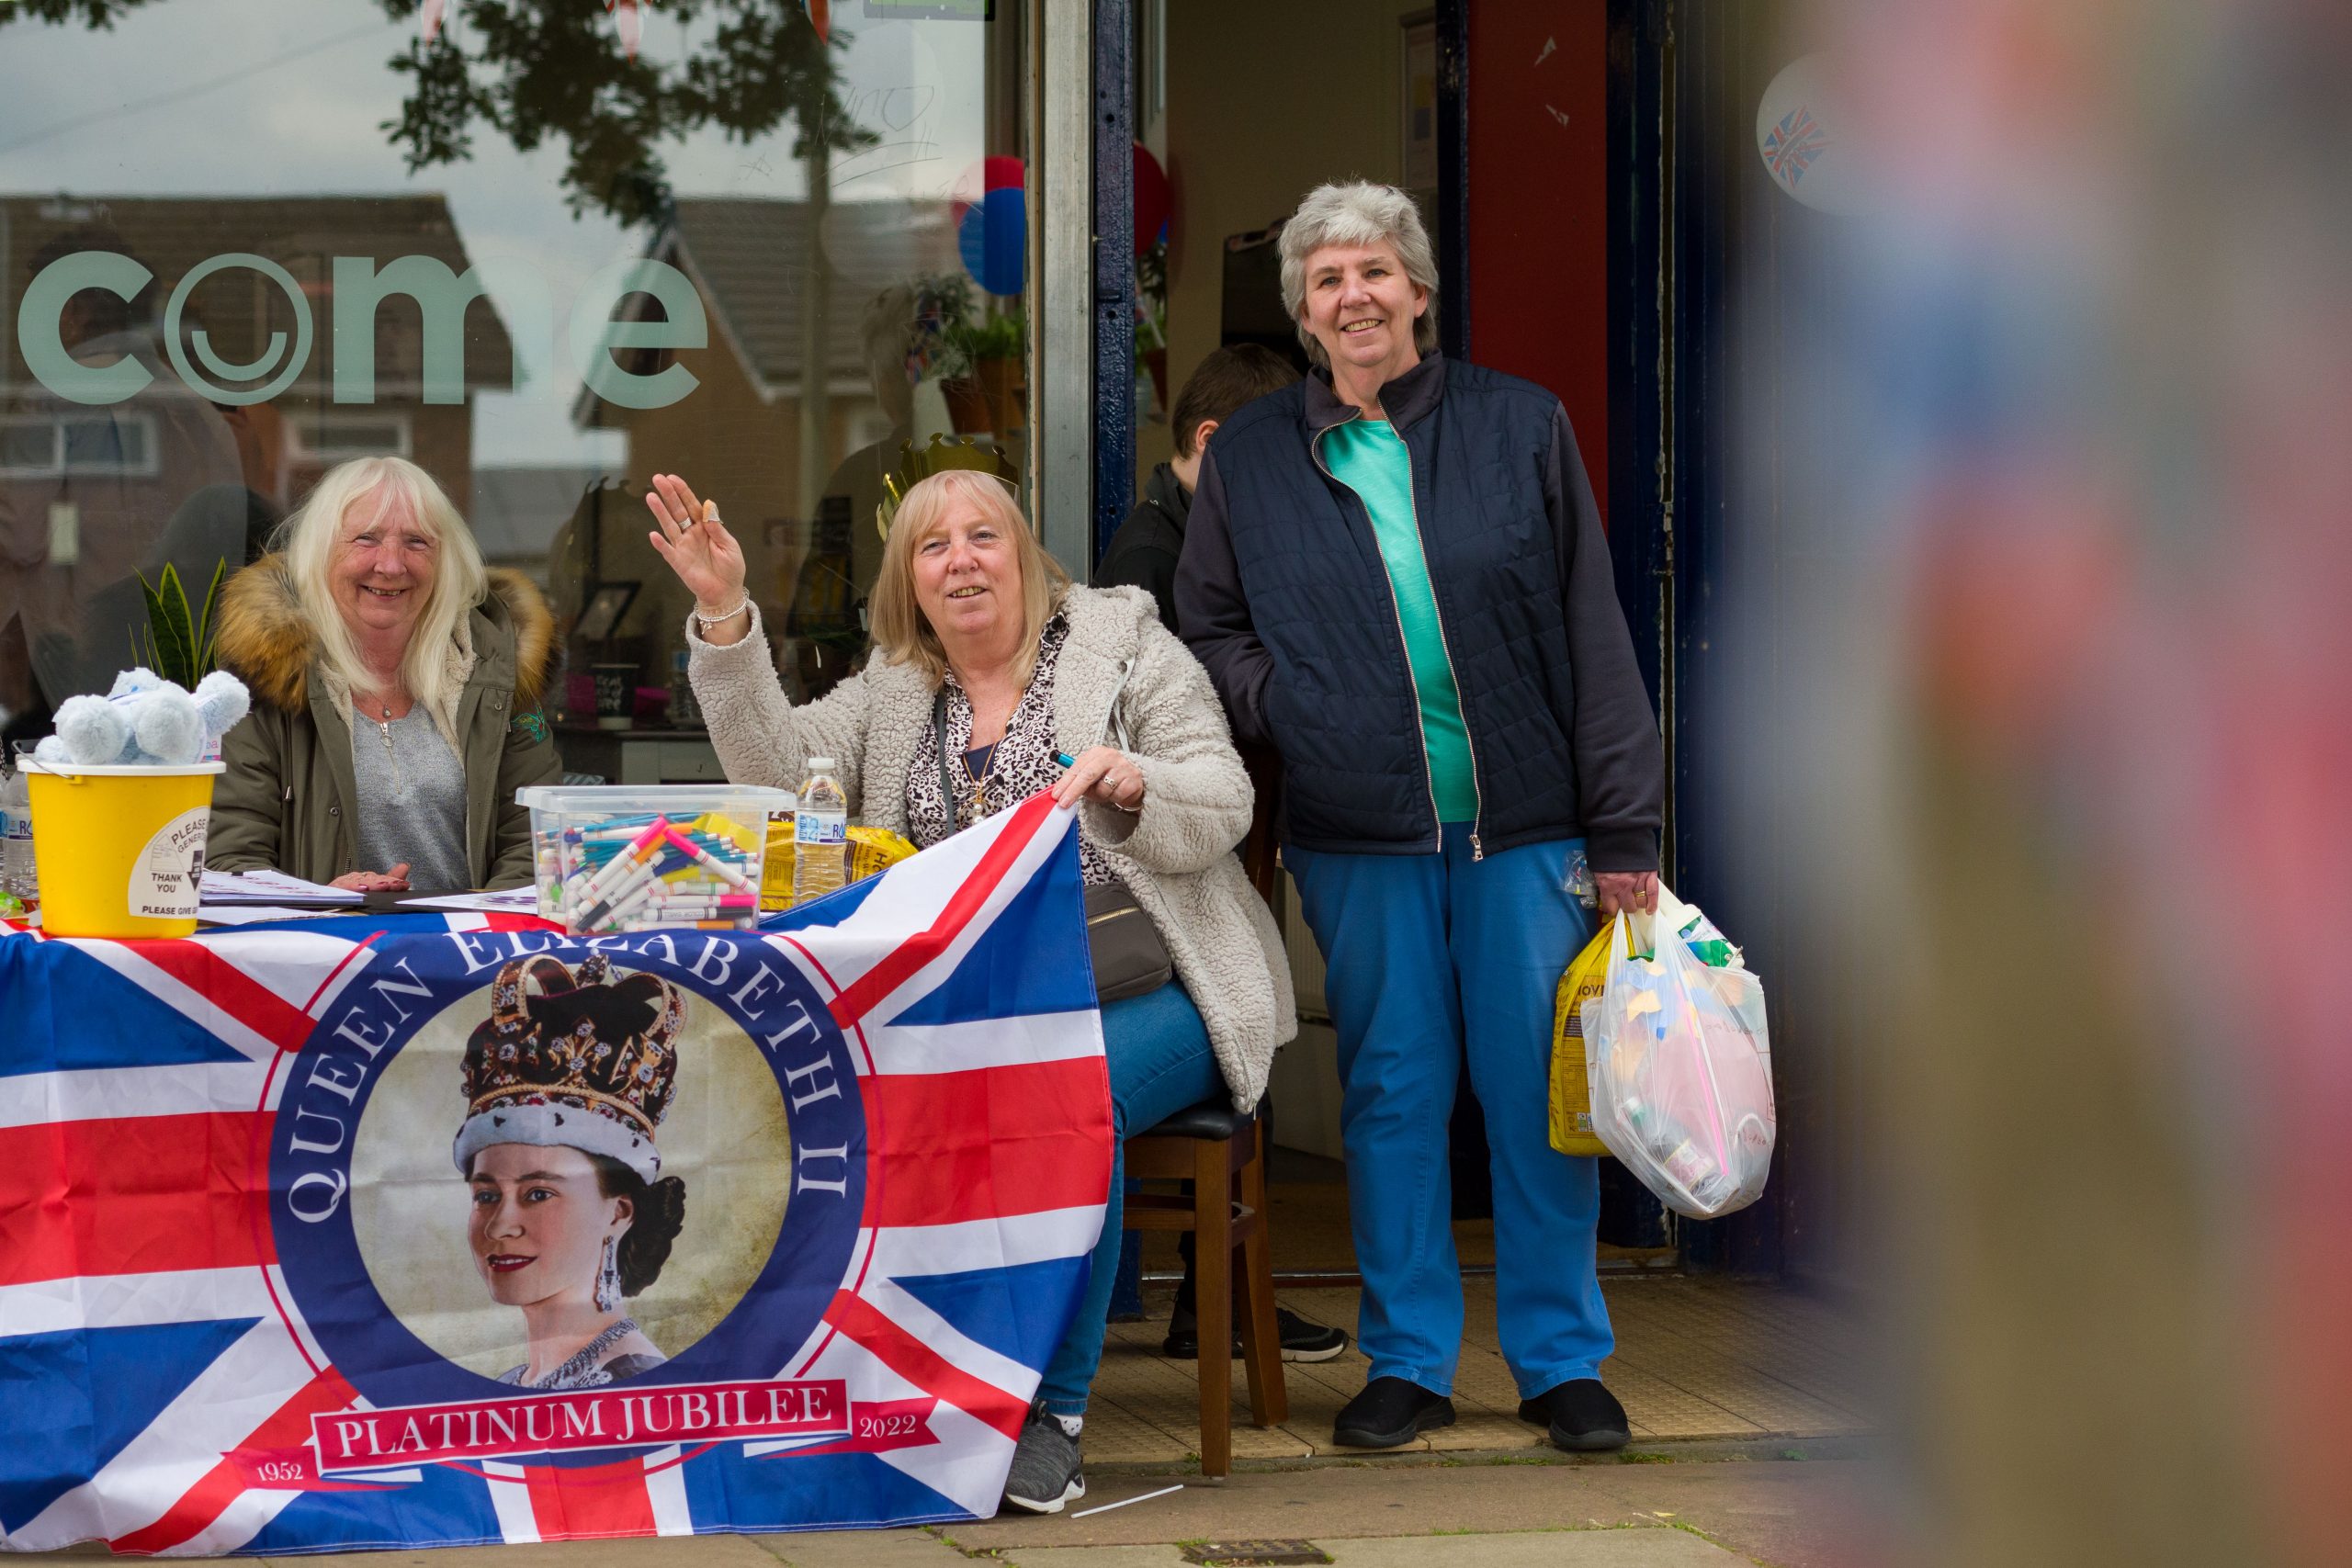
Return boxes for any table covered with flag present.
[0,793,1110,1554]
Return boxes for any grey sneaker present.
[1001,1404,1085,1514]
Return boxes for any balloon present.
[953,157,1027,297]
[1134,142,1170,254]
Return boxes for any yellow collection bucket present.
[21,760,224,939]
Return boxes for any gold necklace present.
[959,736,999,820]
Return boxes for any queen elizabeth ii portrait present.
[453,953,690,1390]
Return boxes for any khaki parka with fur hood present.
[206,554,561,889]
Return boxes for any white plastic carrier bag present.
[1582,886,1775,1219]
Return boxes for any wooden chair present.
[1118,741,1292,1479]
[1120,1097,1284,1478]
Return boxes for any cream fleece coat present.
[687,584,1296,1111]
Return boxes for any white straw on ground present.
[1069,1483,1182,1518]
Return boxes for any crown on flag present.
[454,953,684,1180]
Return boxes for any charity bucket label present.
[129,807,210,918]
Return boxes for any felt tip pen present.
[1054,751,1077,768]
[593,864,707,928]
[660,824,754,890]
[576,820,673,925]
[580,816,671,899]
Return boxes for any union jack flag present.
[1762,105,1828,186]
[0,792,1108,1553]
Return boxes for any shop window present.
[1,0,1033,728]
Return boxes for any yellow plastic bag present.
[760,822,920,911]
[1549,917,1619,1156]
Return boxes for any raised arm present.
[684,603,875,807]
[645,472,875,805]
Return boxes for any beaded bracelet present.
[694,596,750,630]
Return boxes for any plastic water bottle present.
[793,756,848,904]
[3,761,36,902]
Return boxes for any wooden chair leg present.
[1238,1115,1287,1427]
[1193,1134,1234,1480]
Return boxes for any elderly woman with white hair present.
[209,456,560,892]
[644,465,1295,1515]
[1176,181,1666,1453]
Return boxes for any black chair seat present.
[1135,1095,1261,1143]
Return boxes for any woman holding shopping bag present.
[1177,180,1664,1452]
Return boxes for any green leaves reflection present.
[0,0,874,229]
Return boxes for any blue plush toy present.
[36,669,251,768]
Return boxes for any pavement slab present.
[995,1547,1195,1568]
[1316,1530,1744,1565]
[994,1529,1743,1568]
[253,1537,788,1568]
[943,1461,1748,1553]
[755,1529,974,1567]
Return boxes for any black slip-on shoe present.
[1517,1377,1631,1452]
[1162,1304,1350,1363]
[1332,1376,1455,1449]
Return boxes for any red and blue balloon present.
[951,144,1171,299]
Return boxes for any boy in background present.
[1098,344,1299,634]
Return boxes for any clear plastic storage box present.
[517,784,797,933]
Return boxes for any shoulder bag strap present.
[933,686,955,818]
[1096,658,1136,752]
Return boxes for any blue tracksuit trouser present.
[1287,830,1611,1398]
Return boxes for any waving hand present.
[644,472,746,615]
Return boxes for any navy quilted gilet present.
[1206,361,1592,856]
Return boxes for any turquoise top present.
[1319,417,1478,823]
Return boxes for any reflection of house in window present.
[1,193,515,519]
[571,197,960,696]
[291,415,413,465]
[0,413,163,479]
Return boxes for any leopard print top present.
[902,614,1120,887]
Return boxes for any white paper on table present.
[396,890,544,913]
[199,868,362,904]
[199,868,360,903]
[196,905,344,925]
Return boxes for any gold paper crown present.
[453,954,684,1179]
[875,433,1022,542]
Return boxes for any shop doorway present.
[1108,0,1680,1313]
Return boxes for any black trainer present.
[1001,1404,1085,1513]
[1517,1377,1630,1452]
[1162,1303,1349,1363]
[1332,1376,1455,1449]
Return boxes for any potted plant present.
[134,560,227,689]
[959,310,1026,434]
[912,275,993,434]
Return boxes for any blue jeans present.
[1035,981,1223,1415]
[1287,831,1611,1398]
